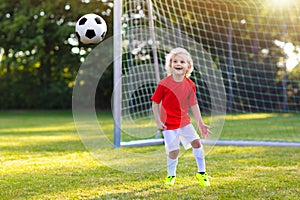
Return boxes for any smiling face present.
[165,48,194,79]
[170,54,191,78]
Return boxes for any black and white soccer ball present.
[75,13,107,44]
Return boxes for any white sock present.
[167,157,178,176]
[193,146,206,173]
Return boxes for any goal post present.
[113,0,122,148]
[113,0,227,148]
[113,0,300,148]
[113,0,165,148]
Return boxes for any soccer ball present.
[75,13,107,44]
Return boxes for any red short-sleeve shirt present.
[151,76,198,130]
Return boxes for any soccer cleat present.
[165,176,176,186]
[196,172,210,187]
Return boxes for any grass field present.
[0,111,299,199]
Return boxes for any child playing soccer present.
[151,47,211,187]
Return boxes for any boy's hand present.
[198,123,211,138]
[157,121,167,131]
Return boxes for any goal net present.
[114,0,300,147]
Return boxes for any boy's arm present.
[190,104,210,138]
[152,101,167,131]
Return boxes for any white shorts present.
[163,124,200,154]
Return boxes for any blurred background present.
[0,0,113,110]
[0,0,299,113]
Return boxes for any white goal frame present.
[113,0,163,148]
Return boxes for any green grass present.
[220,113,300,142]
[0,111,299,199]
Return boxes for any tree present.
[0,0,113,109]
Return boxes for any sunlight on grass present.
[0,134,79,150]
[225,113,291,120]
[0,123,76,133]
[1,111,300,199]
[2,152,94,175]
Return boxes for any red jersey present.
[151,75,198,130]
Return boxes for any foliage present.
[0,0,299,111]
[0,0,113,109]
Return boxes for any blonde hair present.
[165,47,194,77]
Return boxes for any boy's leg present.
[165,150,179,185]
[180,125,210,186]
[191,139,210,187]
[191,139,206,173]
[163,129,180,185]
[167,149,179,176]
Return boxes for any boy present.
[151,47,211,187]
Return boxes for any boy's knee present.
[168,149,179,159]
[191,139,201,148]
